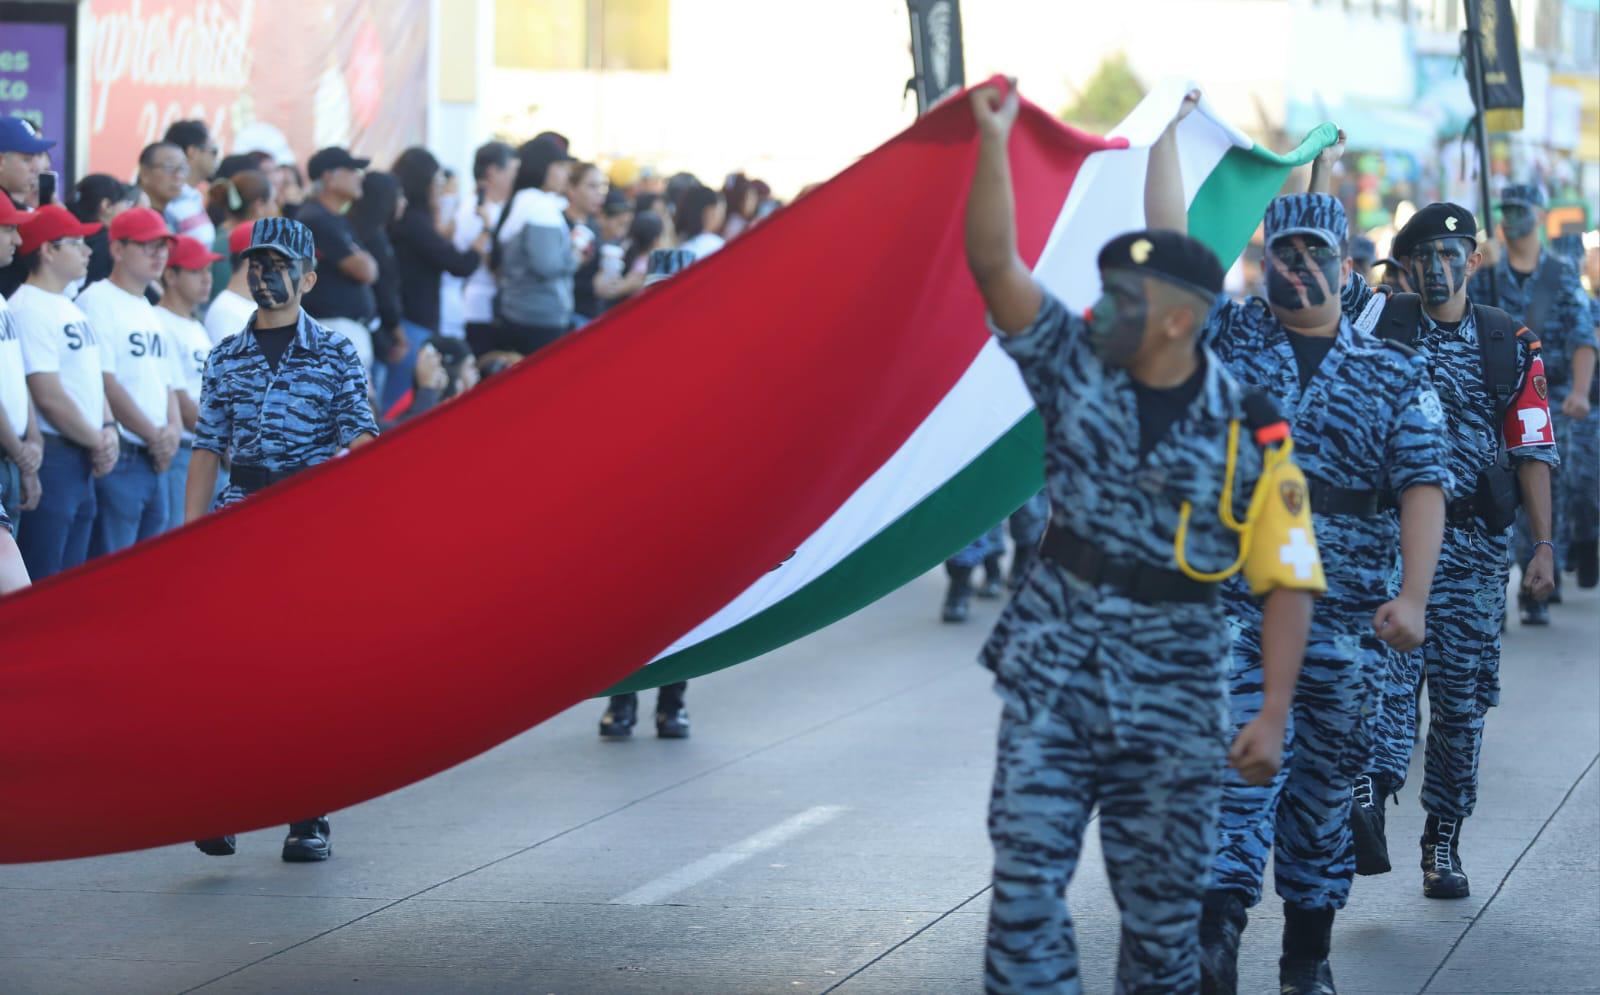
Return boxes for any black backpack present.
[1368,292,1528,422]
[1369,292,1531,531]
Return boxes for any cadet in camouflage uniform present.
[941,492,1049,622]
[1348,204,1558,900]
[184,217,378,863]
[1468,185,1599,619]
[1190,190,1448,993]
[1548,232,1600,589]
[967,82,1320,995]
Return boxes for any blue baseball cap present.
[241,216,316,263]
[0,117,55,155]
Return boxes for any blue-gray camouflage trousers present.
[1556,403,1599,545]
[1210,611,1379,910]
[1369,524,1507,818]
[950,493,1050,569]
[986,667,1225,992]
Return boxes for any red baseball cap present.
[167,235,223,271]
[0,198,35,227]
[108,207,177,245]
[227,220,257,257]
[18,205,102,256]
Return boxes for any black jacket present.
[392,204,479,332]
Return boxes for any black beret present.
[1392,202,1477,258]
[1097,229,1225,298]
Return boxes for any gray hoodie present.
[496,189,578,329]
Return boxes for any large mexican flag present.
[615,78,1336,693]
[0,77,1332,862]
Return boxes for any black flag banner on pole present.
[1463,0,1524,132]
[905,0,965,116]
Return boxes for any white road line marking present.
[609,805,847,906]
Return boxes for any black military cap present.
[1097,229,1225,298]
[1392,202,1477,258]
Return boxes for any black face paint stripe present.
[1267,252,1312,308]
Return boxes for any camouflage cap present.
[1499,184,1546,210]
[1264,193,1348,250]
[242,216,316,263]
[643,248,696,287]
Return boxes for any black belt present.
[1305,478,1380,518]
[1040,527,1217,605]
[229,462,310,495]
[120,440,151,460]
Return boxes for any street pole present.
[1461,0,1500,298]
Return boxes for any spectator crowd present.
[0,114,782,593]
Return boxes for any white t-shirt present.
[156,307,210,441]
[0,295,30,444]
[450,196,504,329]
[680,232,725,261]
[11,283,106,439]
[204,289,256,347]
[76,280,174,445]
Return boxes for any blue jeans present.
[163,443,193,533]
[0,456,20,537]
[90,446,168,558]
[18,437,97,579]
[377,320,429,413]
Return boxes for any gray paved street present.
[3,572,1596,994]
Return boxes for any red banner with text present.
[84,0,428,177]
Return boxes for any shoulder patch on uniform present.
[1418,389,1444,424]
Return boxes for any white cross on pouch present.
[1280,528,1320,580]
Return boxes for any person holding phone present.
[0,118,57,299]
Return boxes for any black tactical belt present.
[229,462,309,495]
[1305,477,1380,518]
[1040,526,1217,605]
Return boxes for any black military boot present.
[1421,814,1470,898]
[1519,592,1550,626]
[195,835,237,857]
[1198,889,1248,995]
[1007,543,1036,593]
[1350,772,1392,876]
[977,554,1005,599]
[1279,904,1337,994]
[599,693,638,738]
[655,682,690,739]
[942,564,974,622]
[282,817,331,862]
[1576,539,1599,589]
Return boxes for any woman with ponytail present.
[205,169,277,300]
[67,174,136,293]
[491,137,578,355]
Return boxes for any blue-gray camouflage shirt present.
[1344,273,1559,504]
[1206,299,1449,612]
[981,290,1273,728]
[1468,254,1599,396]
[194,308,377,508]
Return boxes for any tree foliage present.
[1062,53,1146,132]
